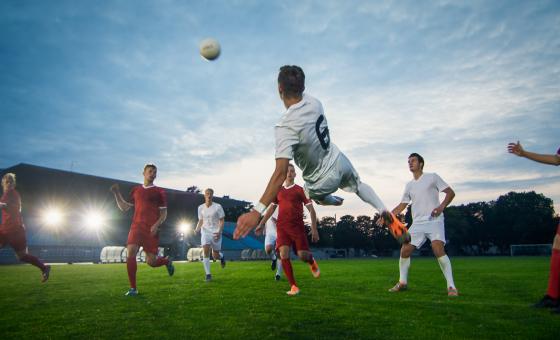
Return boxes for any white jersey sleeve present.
[197,205,203,221]
[401,182,412,204]
[275,125,298,160]
[433,173,450,192]
[217,203,225,219]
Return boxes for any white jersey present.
[275,94,342,185]
[198,202,225,233]
[401,172,450,224]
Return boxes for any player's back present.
[275,94,340,184]
[0,189,23,230]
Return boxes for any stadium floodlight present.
[41,208,64,227]
[178,221,190,234]
[83,209,106,231]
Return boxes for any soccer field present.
[0,257,558,339]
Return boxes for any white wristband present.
[253,201,267,216]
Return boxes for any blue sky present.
[1,0,559,217]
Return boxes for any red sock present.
[546,249,560,299]
[19,254,46,271]
[281,259,296,287]
[127,257,137,289]
[151,256,169,267]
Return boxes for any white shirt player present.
[401,173,450,224]
[264,208,279,246]
[275,94,341,186]
[197,202,225,233]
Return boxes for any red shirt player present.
[508,142,560,313]
[111,163,174,296]
[0,173,50,282]
[260,163,320,295]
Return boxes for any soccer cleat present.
[41,265,51,283]
[271,258,277,271]
[220,256,226,269]
[286,285,300,296]
[166,258,175,276]
[310,260,321,278]
[533,295,559,308]
[205,274,212,282]
[388,282,408,292]
[275,274,281,281]
[380,211,410,244]
[125,288,138,296]
[448,287,459,297]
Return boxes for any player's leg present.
[10,229,50,282]
[143,235,174,276]
[294,233,319,278]
[279,245,298,295]
[211,234,225,269]
[202,244,212,281]
[389,243,415,292]
[431,241,457,296]
[538,231,560,309]
[126,243,140,295]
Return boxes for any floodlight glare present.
[178,221,190,234]
[42,208,64,227]
[84,210,106,230]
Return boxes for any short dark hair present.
[143,163,157,172]
[408,153,424,169]
[278,65,305,98]
[288,163,295,169]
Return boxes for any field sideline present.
[0,257,558,339]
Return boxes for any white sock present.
[399,257,411,284]
[437,255,456,289]
[357,182,386,212]
[276,260,283,276]
[271,252,277,261]
[203,257,211,275]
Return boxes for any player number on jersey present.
[315,114,330,150]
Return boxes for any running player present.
[0,173,50,282]
[234,65,405,240]
[194,188,226,282]
[508,141,560,313]
[259,163,320,295]
[256,207,283,281]
[110,163,174,296]
[387,153,458,296]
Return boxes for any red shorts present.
[276,225,310,253]
[127,226,159,254]
[0,226,27,252]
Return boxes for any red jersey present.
[129,185,167,230]
[1,189,23,231]
[274,184,311,231]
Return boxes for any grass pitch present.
[0,257,558,339]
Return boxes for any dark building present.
[0,163,261,263]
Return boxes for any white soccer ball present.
[199,38,221,61]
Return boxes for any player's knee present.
[553,235,560,249]
[401,245,414,258]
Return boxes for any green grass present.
[0,257,558,339]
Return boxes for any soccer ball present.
[199,38,221,61]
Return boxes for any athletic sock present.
[19,254,46,271]
[437,255,456,289]
[203,257,211,275]
[546,249,560,299]
[276,260,283,276]
[271,252,277,261]
[126,257,137,289]
[399,257,411,284]
[281,259,296,286]
[357,182,387,212]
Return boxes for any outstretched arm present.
[110,184,133,212]
[305,203,319,243]
[508,141,560,166]
[234,158,290,239]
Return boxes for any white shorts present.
[409,219,446,249]
[304,153,361,200]
[201,231,222,251]
[264,222,277,248]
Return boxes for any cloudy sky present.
[1,0,559,218]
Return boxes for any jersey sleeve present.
[197,205,203,220]
[300,187,312,205]
[217,204,225,219]
[401,183,411,204]
[433,173,450,192]
[158,188,167,209]
[274,125,298,160]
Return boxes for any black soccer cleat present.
[166,258,175,277]
[220,255,226,269]
[533,295,559,308]
[271,258,277,271]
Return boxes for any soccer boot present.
[388,282,408,292]
[310,260,321,278]
[220,255,226,269]
[166,258,175,276]
[205,274,212,282]
[534,295,559,308]
[286,285,300,296]
[125,288,138,296]
[41,265,51,283]
[380,211,410,244]
[448,287,459,297]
